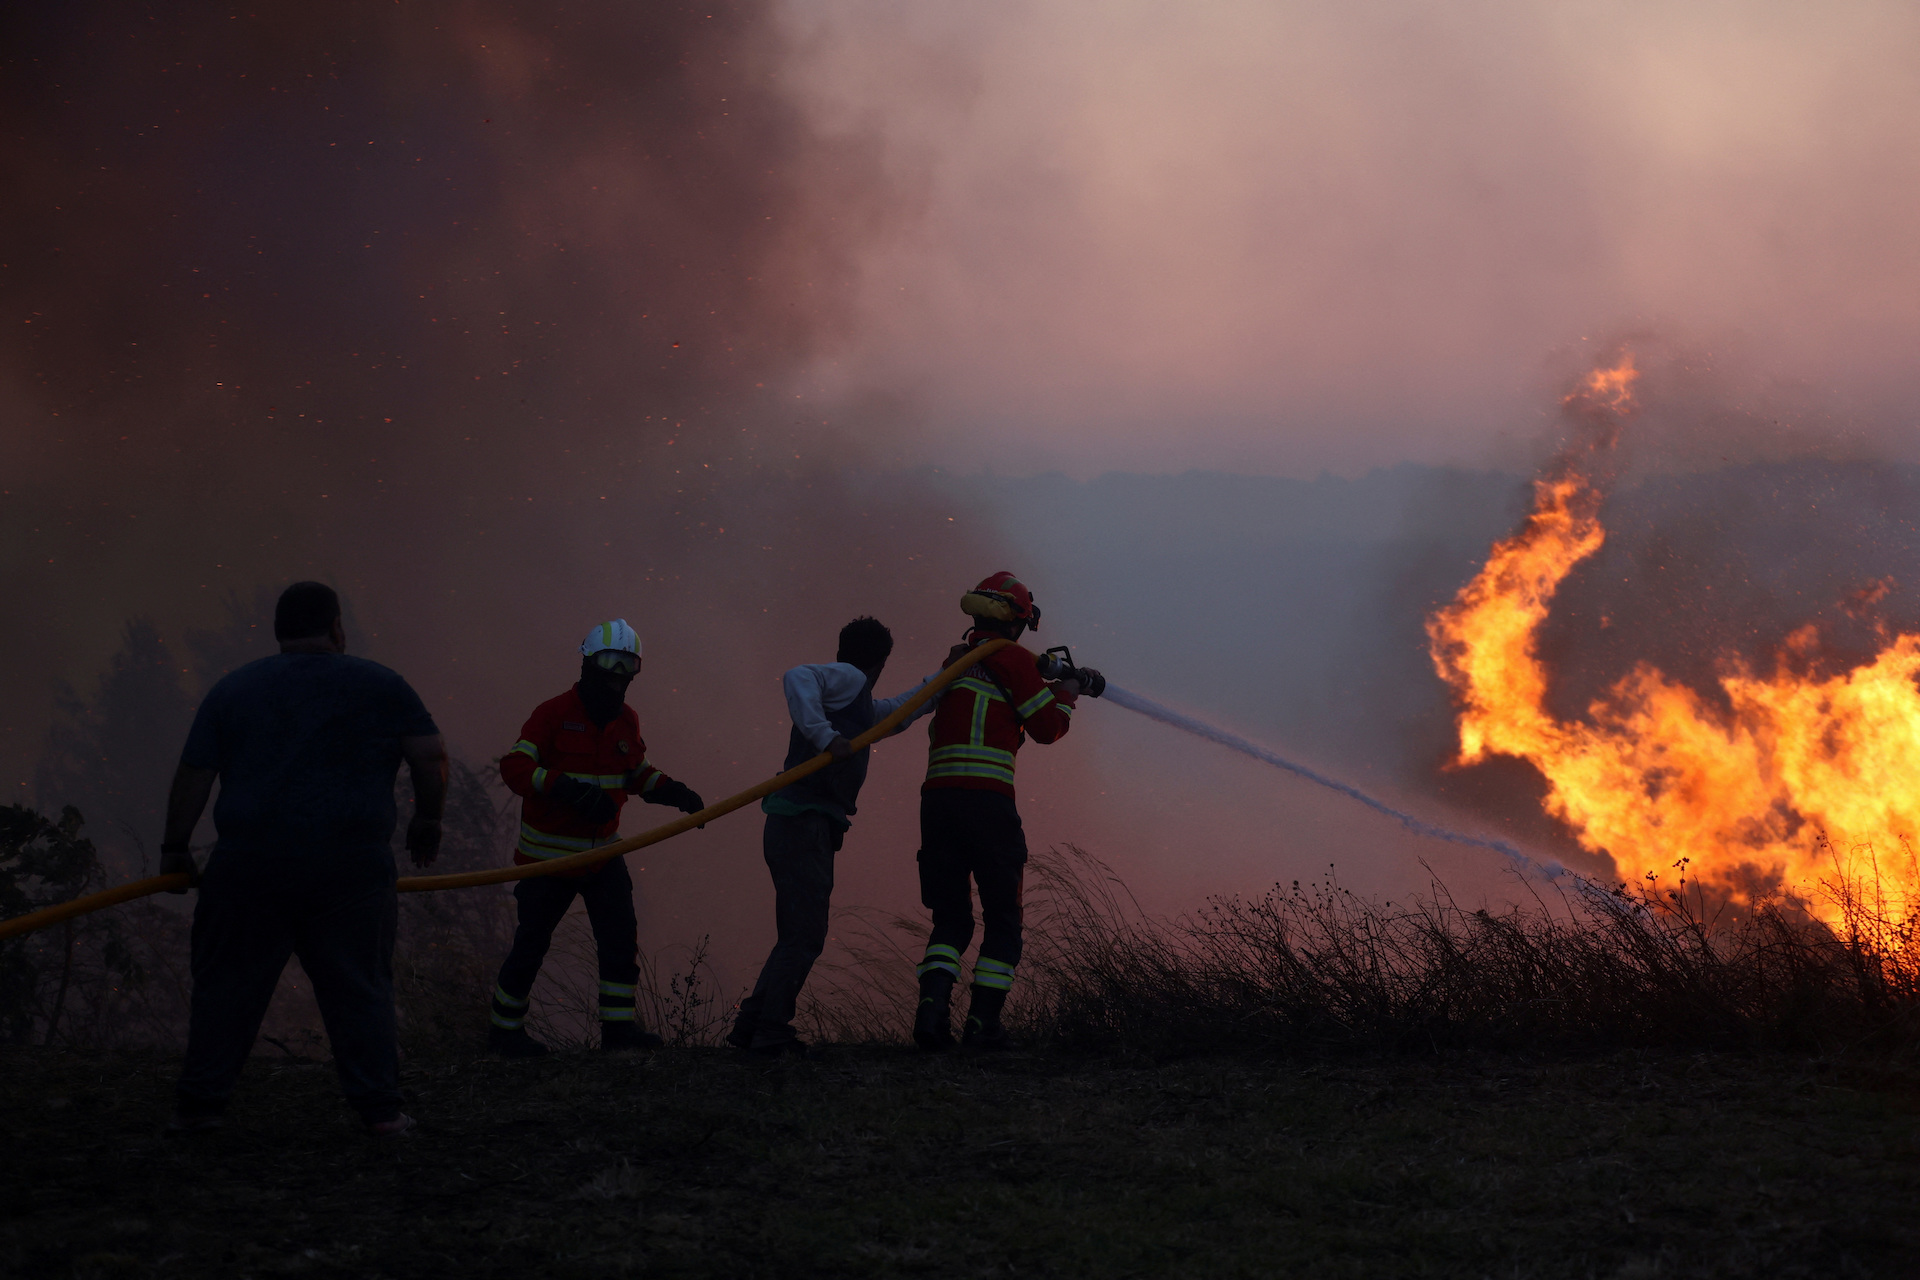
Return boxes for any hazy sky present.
[783,0,1920,475]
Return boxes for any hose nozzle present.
[1035,646,1105,698]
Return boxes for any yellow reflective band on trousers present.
[490,983,529,1030]
[598,979,637,1022]
[917,943,962,979]
[515,823,607,861]
[972,956,1017,991]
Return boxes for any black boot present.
[961,985,1014,1051]
[913,972,956,1051]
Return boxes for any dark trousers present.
[918,789,1029,972]
[176,856,401,1122]
[495,857,640,1011]
[734,811,840,1048]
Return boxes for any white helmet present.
[580,619,642,661]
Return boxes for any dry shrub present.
[790,843,1920,1058]
[523,922,731,1049]
[0,803,192,1049]
[1012,845,1920,1058]
[794,903,930,1045]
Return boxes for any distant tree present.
[34,622,196,878]
[34,592,282,878]
[0,803,146,1046]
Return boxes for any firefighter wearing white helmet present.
[487,619,707,1056]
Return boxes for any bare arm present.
[160,764,218,891]
[402,733,449,868]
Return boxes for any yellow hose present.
[0,639,1010,942]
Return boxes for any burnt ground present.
[2,1044,1917,1279]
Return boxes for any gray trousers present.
[732,811,840,1048]
[175,855,401,1122]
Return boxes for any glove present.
[645,778,706,816]
[1071,666,1106,699]
[550,775,618,826]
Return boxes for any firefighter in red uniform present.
[913,572,1092,1050]
[487,620,706,1056]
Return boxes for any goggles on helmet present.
[591,650,640,677]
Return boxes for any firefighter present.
[727,616,936,1056]
[487,620,705,1056]
[912,571,1088,1051]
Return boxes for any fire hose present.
[0,638,1014,943]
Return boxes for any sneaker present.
[726,998,760,1050]
[366,1112,415,1138]
[488,1026,551,1059]
[600,1022,665,1052]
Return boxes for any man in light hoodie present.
[727,616,932,1056]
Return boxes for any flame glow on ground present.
[1428,357,1920,923]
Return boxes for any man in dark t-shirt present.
[160,582,447,1136]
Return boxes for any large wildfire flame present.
[1428,356,1920,922]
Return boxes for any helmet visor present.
[591,650,640,677]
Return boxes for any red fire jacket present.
[500,686,673,872]
[922,632,1075,798]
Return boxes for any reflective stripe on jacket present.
[499,686,673,874]
[922,635,1073,798]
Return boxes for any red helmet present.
[960,571,1041,631]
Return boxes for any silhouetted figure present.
[728,617,934,1056]
[161,582,446,1136]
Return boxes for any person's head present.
[577,618,643,709]
[960,571,1040,641]
[836,616,894,679]
[274,581,345,653]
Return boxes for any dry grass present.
[1010,846,1920,1059]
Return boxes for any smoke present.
[782,0,1920,477]
[0,2,1052,990]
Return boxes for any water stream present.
[1100,682,1565,881]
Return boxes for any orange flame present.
[1428,356,1920,925]
[1569,354,1639,415]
